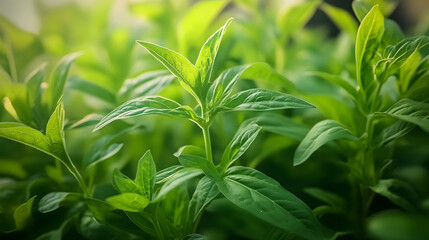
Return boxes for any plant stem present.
[4,34,18,83]
[63,155,90,197]
[201,123,213,163]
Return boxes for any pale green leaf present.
[136,41,199,98]
[321,3,358,40]
[68,76,116,104]
[217,166,323,240]
[355,5,384,96]
[106,193,150,212]
[294,120,358,166]
[155,165,184,184]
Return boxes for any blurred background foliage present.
[0,0,428,239]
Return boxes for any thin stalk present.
[63,155,90,197]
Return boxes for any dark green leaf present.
[304,187,346,208]
[178,155,219,180]
[220,89,314,112]
[220,123,261,169]
[106,193,150,212]
[135,150,156,200]
[155,169,203,200]
[294,120,358,166]
[38,192,81,213]
[217,166,323,240]
[94,96,198,131]
[183,233,206,240]
[374,121,414,148]
[370,179,420,212]
[188,176,219,222]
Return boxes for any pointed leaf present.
[355,5,384,96]
[220,123,261,169]
[219,89,314,112]
[188,176,219,222]
[370,179,420,212]
[217,166,323,240]
[94,96,198,131]
[352,1,373,21]
[155,169,203,200]
[14,196,36,230]
[45,102,67,160]
[106,193,150,212]
[196,18,232,88]
[178,155,219,180]
[135,150,156,200]
[375,99,429,132]
[294,120,358,166]
[136,41,198,98]
[68,76,116,104]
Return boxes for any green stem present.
[201,123,213,163]
[153,205,165,240]
[63,155,90,197]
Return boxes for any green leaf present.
[374,121,414,148]
[188,176,219,222]
[375,99,429,132]
[86,143,123,169]
[155,169,203,200]
[45,102,68,161]
[44,53,80,110]
[106,193,150,212]
[277,0,321,40]
[68,76,116,104]
[352,1,373,21]
[304,187,346,208]
[219,89,314,112]
[207,63,296,108]
[125,212,156,237]
[68,113,103,129]
[112,169,141,194]
[174,145,206,158]
[135,150,156,200]
[118,70,174,101]
[220,123,261,170]
[370,179,420,212]
[155,165,184,184]
[25,63,45,111]
[321,3,358,40]
[94,96,198,131]
[184,234,206,240]
[308,72,358,100]
[196,18,232,89]
[136,41,199,98]
[355,5,384,97]
[245,113,309,140]
[0,122,52,156]
[382,19,404,46]
[38,192,81,213]
[217,166,323,240]
[14,196,36,230]
[178,155,219,180]
[85,198,145,235]
[294,120,359,166]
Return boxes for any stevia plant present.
[286,2,429,239]
[93,18,323,239]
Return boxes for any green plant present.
[92,18,323,240]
